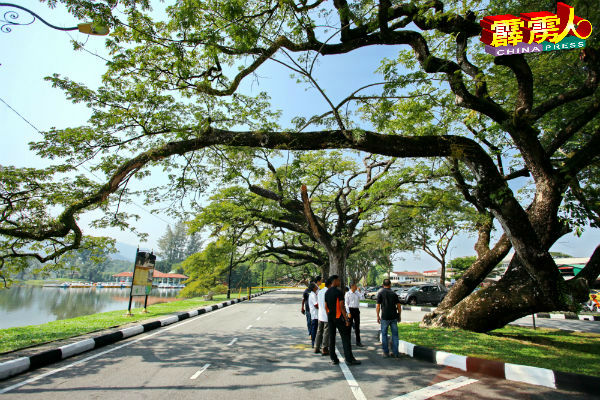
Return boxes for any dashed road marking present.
[227,338,238,346]
[0,305,231,394]
[190,363,210,380]
[256,316,261,321]
[246,324,253,330]
[391,376,478,400]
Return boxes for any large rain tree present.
[1,0,599,332]
[191,149,426,286]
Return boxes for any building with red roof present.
[113,270,188,285]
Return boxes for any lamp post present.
[0,3,109,35]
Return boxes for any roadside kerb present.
[535,312,600,321]
[397,338,600,396]
[0,290,273,381]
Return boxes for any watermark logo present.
[480,2,592,56]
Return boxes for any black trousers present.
[327,314,355,362]
[349,307,361,344]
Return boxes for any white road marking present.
[227,338,238,346]
[335,348,367,400]
[264,310,268,314]
[0,305,232,394]
[190,363,210,380]
[256,316,261,321]
[391,376,478,400]
[246,324,253,330]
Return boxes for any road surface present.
[0,290,593,399]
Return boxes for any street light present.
[0,3,109,35]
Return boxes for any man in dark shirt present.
[301,276,321,336]
[376,278,402,358]
[325,275,361,366]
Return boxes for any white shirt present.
[308,291,318,320]
[317,287,328,322]
[345,290,363,312]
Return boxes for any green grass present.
[0,296,234,354]
[19,278,73,286]
[397,323,600,377]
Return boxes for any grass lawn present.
[20,278,73,286]
[0,295,236,354]
[398,323,600,377]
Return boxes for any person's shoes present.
[382,352,390,358]
[330,359,340,365]
[314,348,320,354]
[356,343,364,347]
[393,353,401,358]
[348,359,362,365]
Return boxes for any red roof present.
[423,270,439,273]
[392,271,423,276]
[113,271,188,279]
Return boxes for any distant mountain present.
[111,242,140,262]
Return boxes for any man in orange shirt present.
[325,275,361,366]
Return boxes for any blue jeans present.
[305,309,312,334]
[381,319,399,355]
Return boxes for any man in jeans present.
[301,276,321,335]
[376,278,402,358]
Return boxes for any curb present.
[397,339,600,395]
[359,302,436,312]
[535,312,600,321]
[0,290,273,381]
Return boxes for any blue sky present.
[1,2,597,271]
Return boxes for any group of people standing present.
[301,275,362,365]
[301,276,403,365]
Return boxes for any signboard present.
[131,251,156,296]
[480,2,592,56]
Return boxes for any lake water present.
[0,286,183,329]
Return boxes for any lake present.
[0,285,183,329]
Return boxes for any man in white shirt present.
[308,283,319,347]
[345,283,364,346]
[314,280,330,355]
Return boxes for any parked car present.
[365,287,382,300]
[397,284,447,306]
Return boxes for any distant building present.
[390,271,427,285]
[113,270,188,286]
[498,254,590,278]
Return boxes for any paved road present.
[398,308,600,333]
[0,290,594,399]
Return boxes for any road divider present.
[0,290,274,381]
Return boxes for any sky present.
[1,2,598,272]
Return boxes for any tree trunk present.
[437,234,511,311]
[440,258,446,287]
[328,249,348,288]
[422,252,589,332]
